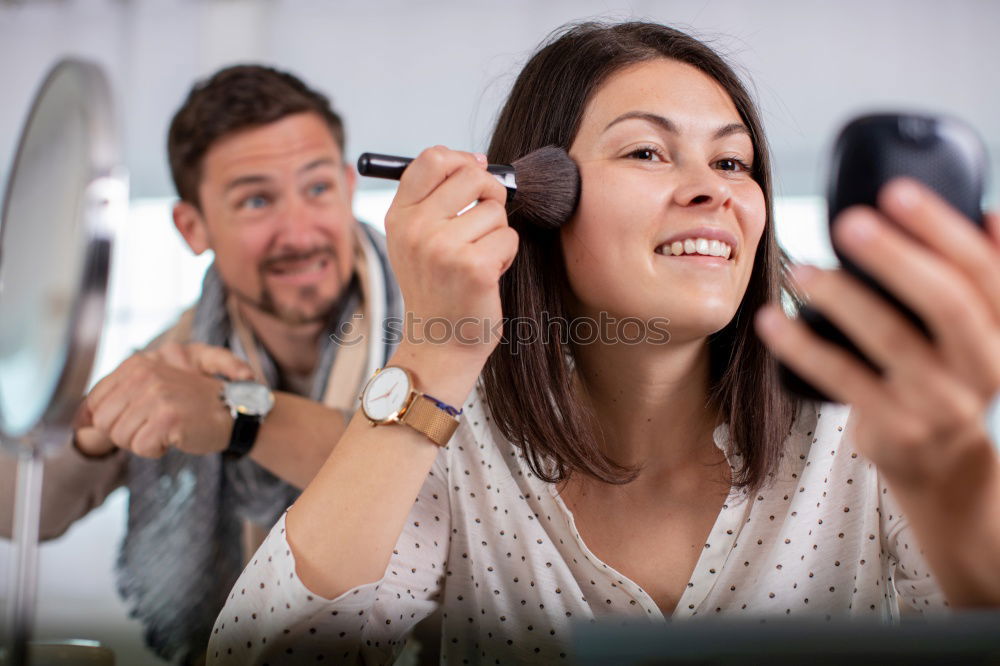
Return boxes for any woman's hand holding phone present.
[756,179,1000,605]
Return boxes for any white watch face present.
[362,367,411,422]
[224,381,275,416]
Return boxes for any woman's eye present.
[626,147,662,162]
[715,158,752,173]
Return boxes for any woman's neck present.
[573,335,722,479]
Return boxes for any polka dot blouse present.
[208,386,948,665]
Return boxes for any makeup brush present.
[357,145,580,230]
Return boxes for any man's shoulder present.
[355,220,390,263]
[143,307,198,351]
[352,218,383,242]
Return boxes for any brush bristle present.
[509,146,580,230]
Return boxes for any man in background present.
[0,65,400,664]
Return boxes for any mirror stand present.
[6,442,44,666]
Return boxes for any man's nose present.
[274,192,321,241]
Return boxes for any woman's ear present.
[173,201,210,255]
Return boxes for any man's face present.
[186,112,356,326]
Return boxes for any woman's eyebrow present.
[604,111,678,134]
[603,111,750,140]
[713,122,751,140]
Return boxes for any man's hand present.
[146,342,255,382]
[73,400,116,458]
[76,343,254,459]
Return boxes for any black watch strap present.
[224,413,262,459]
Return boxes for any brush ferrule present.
[486,164,517,190]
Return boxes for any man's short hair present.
[167,64,345,208]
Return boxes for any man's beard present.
[235,246,344,326]
[257,283,335,325]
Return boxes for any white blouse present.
[207,384,947,665]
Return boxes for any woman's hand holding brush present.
[383,146,519,406]
[285,147,517,600]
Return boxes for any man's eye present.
[307,182,332,197]
[241,195,270,210]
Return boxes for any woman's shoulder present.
[712,399,853,475]
[788,399,852,452]
[771,399,875,487]
[442,382,543,489]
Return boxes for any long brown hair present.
[482,21,799,493]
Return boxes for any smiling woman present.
[482,27,791,495]
[206,20,1000,666]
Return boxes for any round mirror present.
[0,58,125,453]
[0,57,125,666]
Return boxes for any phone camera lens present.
[898,116,935,143]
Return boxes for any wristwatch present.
[220,380,275,459]
[359,366,460,447]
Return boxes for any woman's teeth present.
[655,238,732,259]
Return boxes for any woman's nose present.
[672,166,731,209]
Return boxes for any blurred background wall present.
[1,0,998,663]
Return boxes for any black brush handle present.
[357,153,412,180]
[357,152,516,193]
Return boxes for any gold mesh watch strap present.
[400,394,460,447]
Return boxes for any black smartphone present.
[779,113,989,402]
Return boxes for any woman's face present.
[562,58,766,342]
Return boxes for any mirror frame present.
[0,58,124,454]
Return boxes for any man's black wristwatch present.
[220,381,275,459]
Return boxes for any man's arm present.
[0,312,198,541]
[247,392,348,489]
[81,343,348,490]
[0,442,127,541]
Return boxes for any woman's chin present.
[569,293,739,343]
[653,306,740,343]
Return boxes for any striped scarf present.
[116,222,400,664]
